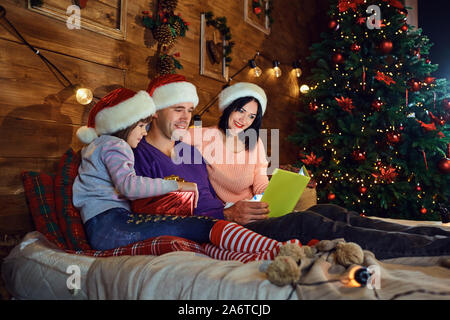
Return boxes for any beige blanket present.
[2,217,450,300]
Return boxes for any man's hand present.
[223,200,269,225]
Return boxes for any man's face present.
[153,102,194,140]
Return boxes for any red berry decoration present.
[416,185,422,191]
[332,53,344,64]
[328,193,336,201]
[379,40,393,54]
[350,43,361,52]
[371,99,384,111]
[420,207,427,214]
[437,158,450,174]
[359,186,367,194]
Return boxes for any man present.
[134,74,450,260]
[133,74,269,222]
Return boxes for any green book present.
[261,166,311,218]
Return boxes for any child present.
[73,87,300,262]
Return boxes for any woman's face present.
[227,100,258,134]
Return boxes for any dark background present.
[418,1,450,81]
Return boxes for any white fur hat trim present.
[151,82,199,111]
[218,82,267,115]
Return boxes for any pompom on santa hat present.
[146,74,199,110]
[76,87,156,144]
[218,82,267,115]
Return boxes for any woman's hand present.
[177,182,199,208]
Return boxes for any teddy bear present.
[266,238,365,287]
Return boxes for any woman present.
[188,82,450,260]
[189,82,269,205]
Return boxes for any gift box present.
[131,191,194,217]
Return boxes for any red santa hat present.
[76,87,155,144]
[146,74,199,111]
[218,82,267,115]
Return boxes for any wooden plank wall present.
[0,0,329,235]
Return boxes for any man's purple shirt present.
[133,138,225,219]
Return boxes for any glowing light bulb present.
[272,60,282,78]
[252,66,262,77]
[292,60,302,78]
[248,59,262,77]
[299,84,310,94]
[76,87,93,105]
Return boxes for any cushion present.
[21,171,67,249]
[131,191,194,216]
[65,235,206,257]
[54,148,91,251]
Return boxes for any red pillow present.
[21,171,67,250]
[131,191,194,216]
[54,148,91,251]
[65,235,206,257]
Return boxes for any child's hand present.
[177,182,199,208]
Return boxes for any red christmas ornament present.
[442,99,450,111]
[350,43,361,52]
[400,24,408,32]
[359,186,367,194]
[371,99,384,111]
[426,59,431,64]
[437,158,450,174]
[327,193,336,201]
[424,76,436,85]
[416,185,422,191]
[332,53,344,64]
[408,78,422,92]
[387,132,401,144]
[352,150,366,162]
[308,101,319,112]
[379,40,393,54]
[420,207,427,214]
[328,20,339,30]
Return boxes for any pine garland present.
[142,0,190,75]
[204,11,235,66]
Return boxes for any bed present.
[2,217,450,300]
[2,149,450,300]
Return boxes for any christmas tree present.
[289,0,450,220]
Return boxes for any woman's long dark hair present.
[218,96,263,151]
